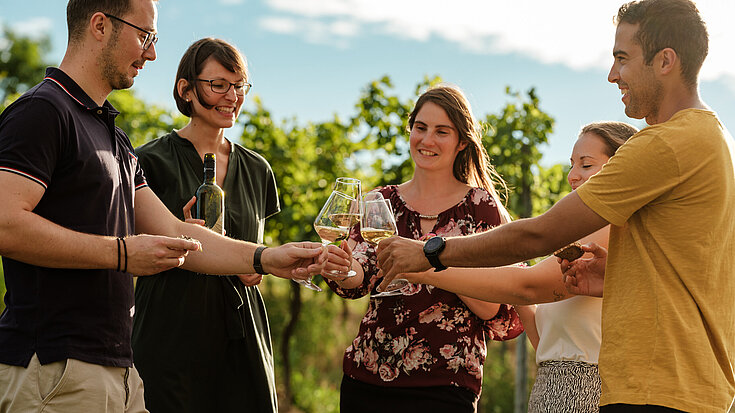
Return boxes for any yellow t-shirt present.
[576,109,735,412]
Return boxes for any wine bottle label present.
[212,213,224,235]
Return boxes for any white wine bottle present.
[195,153,225,235]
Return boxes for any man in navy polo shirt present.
[0,1,324,411]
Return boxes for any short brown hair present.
[174,38,249,117]
[580,121,639,157]
[66,0,137,43]
[615,0,708,88]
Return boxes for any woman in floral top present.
[322,85,524,412]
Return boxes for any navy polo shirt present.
[0,67,147,368]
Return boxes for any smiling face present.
[184,58,245,130]
[568,132,612,190]
[98,0,158,91]
[608,22,663,124]
[409,101,467,174]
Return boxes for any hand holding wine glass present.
[360,192,406,298]
[313,190,361,279]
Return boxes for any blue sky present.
[2,0,734,166]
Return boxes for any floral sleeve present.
[484,304,524,341]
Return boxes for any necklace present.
[418,213,439,220]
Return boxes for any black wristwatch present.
[423,236,447,272]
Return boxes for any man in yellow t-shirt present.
[375,0,735,411]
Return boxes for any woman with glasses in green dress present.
[132,38,280,413]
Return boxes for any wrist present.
[253,246,268,275]
[423,236,447,272]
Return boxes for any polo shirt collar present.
[43,67,120,117]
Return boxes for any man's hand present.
[376,236,431,281]
[125,234,201,275]
[561,242,607,297]
[237,273,263,286]
[261,241,324,280]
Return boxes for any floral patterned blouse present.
[326,185,524,395]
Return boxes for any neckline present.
[392,184,475,218]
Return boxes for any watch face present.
[424,236,444,254]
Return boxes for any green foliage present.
[484,87,556,218]
[109,90,187,147]
[0,30,573,413]
[259,277,367,412]
[350,75,441,187]
[0,28,51,106]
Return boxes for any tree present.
[0,27,51,108]
[0,28,51,313]
[239,97,366,410]
[109,90,188,147]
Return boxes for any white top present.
[534,295,603,365]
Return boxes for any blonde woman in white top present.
[391,121,638,412]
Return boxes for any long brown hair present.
[408,85,510,220]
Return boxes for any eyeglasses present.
[103,13,158,51]
[196,79,252,96]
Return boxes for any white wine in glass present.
[360,193,406,298]
[312,190,361,281]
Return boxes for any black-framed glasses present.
[196,79,252,96]
[103,13,158,51]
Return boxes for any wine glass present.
[334,177,361,201]
[312,190,361,280]
[360,193,406,298]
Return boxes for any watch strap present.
[253,246,268,275]
[426,253,447,272]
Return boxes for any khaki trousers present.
[0,354,148,413]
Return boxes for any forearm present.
[418,259,569,305]
[458,295,500,320]
[441,217,556,268]
[175,221,258,275]
[440,192,607,268]
[0,208,116,269]
[515,305,539,350]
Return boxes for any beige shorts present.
[0,353,148,413]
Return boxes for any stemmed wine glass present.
[304,190,361,289]
[333,177,361,201]
[360,193,405,298]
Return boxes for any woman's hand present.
[182,196,205,227]
[561,242,607,297]
[316,242,353,282]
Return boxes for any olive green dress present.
[132,131,280,413]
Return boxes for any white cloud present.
[219,0,246,4]
[259,16,358,48]
[11,17,53,39]
[260,0,735,81]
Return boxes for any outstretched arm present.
[134,187,322,279]
[384,226,610,305]
[377,191,608,279]
[0,171,198,275]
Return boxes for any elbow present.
[512,284,544,305]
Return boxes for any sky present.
[1,0,734,166]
